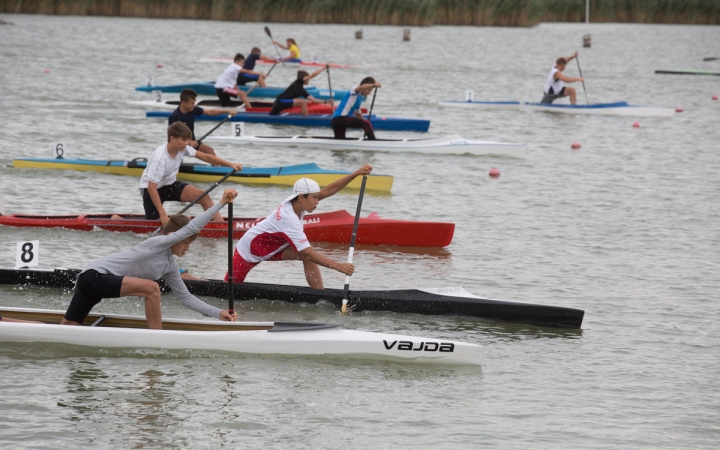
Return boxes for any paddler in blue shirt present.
[168,89,236,159]
[331,77,382,140]
[237,47,274,88]
[541,53,584,104]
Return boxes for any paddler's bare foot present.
[110,214,123,220]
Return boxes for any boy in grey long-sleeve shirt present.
[62,188,238,329]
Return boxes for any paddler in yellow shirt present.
[273,38,301,62]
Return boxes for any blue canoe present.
[146,111,431,132]
[135,81,344,100]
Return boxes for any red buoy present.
[571,142,581,149]
[43,69,50,73]
[632,122,640,128]
[157,63,163,69]
[675,107,683,113]
[488,167,500,178]
[713,95,718,101]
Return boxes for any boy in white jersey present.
[214,53,252,108]
[541,53,584,104]
[225,165,373,289]
[139,122,243,225]
[331,77,382,139]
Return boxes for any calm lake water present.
[1,14,719,449]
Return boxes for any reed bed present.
[1,0,718,25]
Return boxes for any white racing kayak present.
[206,134,526,158]
[0,307,482,365]
[439,100,675,117]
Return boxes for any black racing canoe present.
[0,268,584,329]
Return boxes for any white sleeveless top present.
[544,66,563,94]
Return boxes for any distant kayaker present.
[269,68,333,116]
[139,122,243,225]
[237,47,274,88]
[541,53,584,104]
[214,53,252,108]
[225,165,373,288]
[168,89,236,159]
[61,188,239,330]
[331,77,382,140]
[273,38,301,62]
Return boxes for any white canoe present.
[439,100,675,117]
[205,134,526,158]
[0,307,482,365]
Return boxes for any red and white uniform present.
[226,201,311,282]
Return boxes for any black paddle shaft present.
[367,87,378,119]
[227,200,234,314]
[575,55,590,105]
[342,175,368,300]
[245,62,277,96]
[326,65,333,104]
[265,26,284,64]
[175,170,236,216]
[196,114,232,145]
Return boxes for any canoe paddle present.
[264,26,284,66]
[196,114,233,146]
[575,54,590,105]
[244,61,277,97]
[227,197,235,315]
[341,175,367,314]
[326,64,334,107]
[363,87,378,139]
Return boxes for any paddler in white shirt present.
[541,53,584,104]
[225,165,373,289]
[214,53,252,108]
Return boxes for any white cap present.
[284,178,321,203]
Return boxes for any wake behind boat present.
[0,268,585,329]
[439,100,675,117]
[13,158,393,192]
[206,135,526,158]
[0,306,481,365]
[0,210,455,247]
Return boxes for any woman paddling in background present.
[273,38,301,62]
[541,53,584,105]
[61,189,239,329]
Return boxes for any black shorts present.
[216,87,235,107]
[541,87,566,104]
[237,73,259,86]
[64,269,124,324]
[269,98,295,115]
[142,181,189,219]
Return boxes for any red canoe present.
[0,210,454,247]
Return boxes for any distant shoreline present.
[1,0,718,26]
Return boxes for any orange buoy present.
[571,142,581,150]
[713,95,718,101]
[632,122,640,128]
[157,63,163,69]
[489,168,500,178]
[43,69,49,73]
[675,107,683,113]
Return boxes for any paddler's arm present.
[303,66,327,83]
[163,270,236,321]
[355,81,382,93]
[555,71,584,83]
[306,95,333,105]
[204,109,237,117]
[194,153,243,172]
[156,189,237,246]
[318,164,372,200]
[147,182,170,226]
[298,247,354,276]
